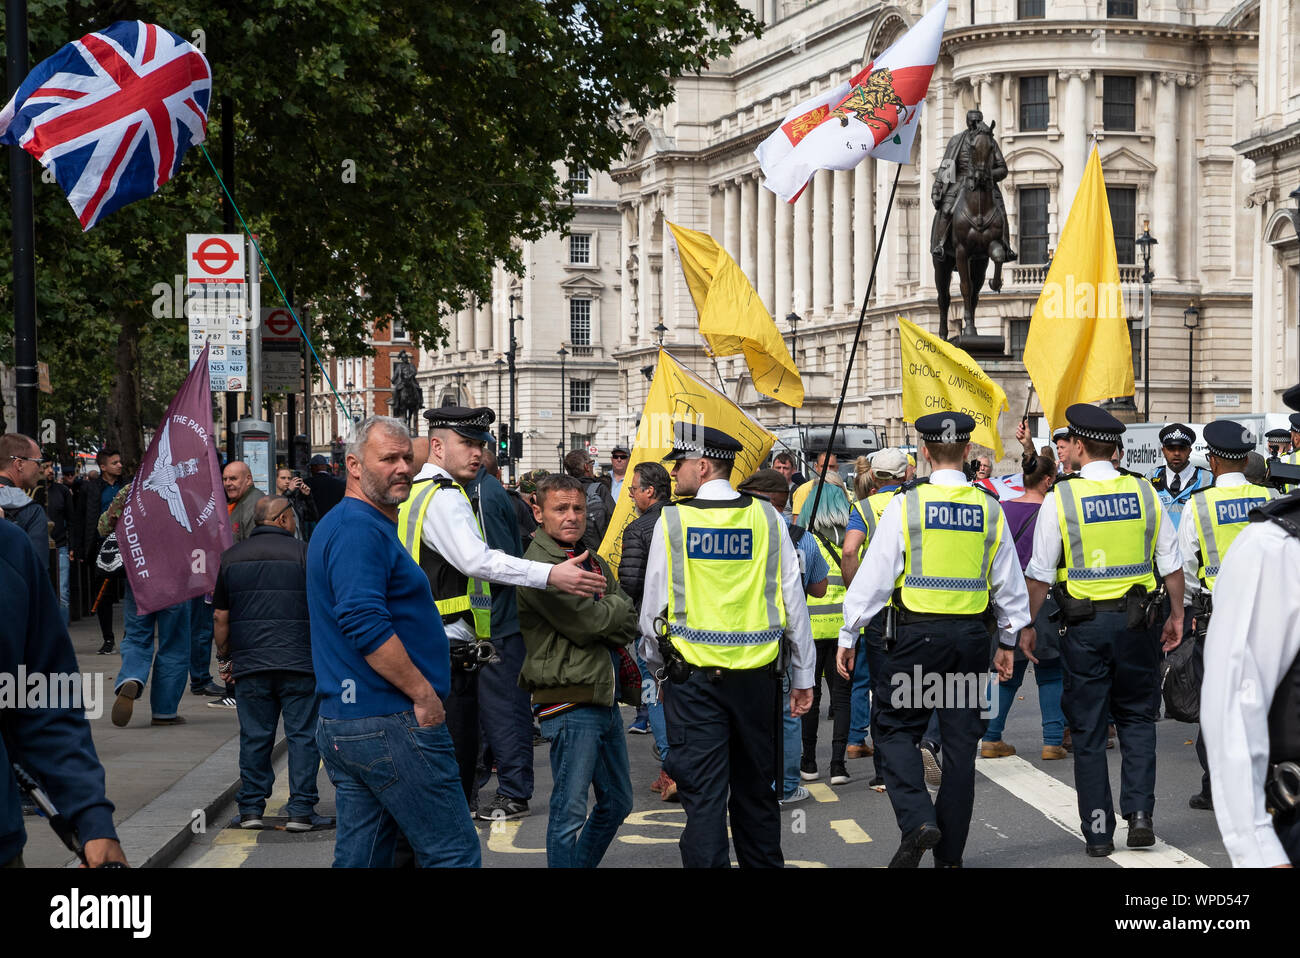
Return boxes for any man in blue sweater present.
[0,519,124,867]
[308,416,480,868]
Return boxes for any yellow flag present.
[667,221,804,407]
[898,317,1008,458]
[1022,146,1134,430]
[598,350,777,571]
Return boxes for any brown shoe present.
[660,776,679,802]
[150,715,188,726]
[846,743,874,759]
[980,740,1016,758]
[650,770,669,793]
[1062,728,1073,752]
[111,680,142,728]
[1106,724,1117,750]
[1041,745,1068,760]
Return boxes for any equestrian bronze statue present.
[388,349,423,432]
[932,109,1016,340]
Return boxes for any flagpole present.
[805,164,903,526]
[1021,382,1036,424]
[7,0,38,440]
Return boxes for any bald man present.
[223,461,266,544]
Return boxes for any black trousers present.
[862,616,891,780]
[1276,808,1300,865]
[802,640,851,766]
[1059,610,1160,845]
[875,618,988,865]
[662,666,783,868]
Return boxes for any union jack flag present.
[0,21,211,230]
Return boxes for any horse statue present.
[388,349,422,432]
[932,110,1016,340]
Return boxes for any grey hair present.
[346,415,410,460]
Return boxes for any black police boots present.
[889,823,942,868]
[1126,812,1155,848]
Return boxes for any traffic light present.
[498,428,509,459]
[511,432,523,460]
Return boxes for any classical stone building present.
[610,0,1261,463]
[1237,0,1300,408]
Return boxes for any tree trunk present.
[108,315,143,475]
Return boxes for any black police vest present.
[412,478,474,633]
[1249,494,1300,762]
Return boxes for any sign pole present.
[248,236,263,418]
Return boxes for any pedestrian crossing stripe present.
[830,819,872,844]
[806,783,839,802]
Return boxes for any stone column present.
[832,171,853,309]
[475,296,491,353]
[793,181,812,315]
[813,169,833,312]
[1177,74,1199,284]
[853,159,875,306]
[461,307,475,354]
[977,73,1000,138]
[1058,70,1089,220]
[638,199,651,340]
[758,179,776,312]
[775,191,794,317]
[1151,73,1178,281]
[874,157,892,304]
[724,181,741,263]
[740,174,758,282]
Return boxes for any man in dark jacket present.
[517,474,638,867]
[75,448,125,653]
[563,450,615,555]
[46,462,76,625]
[306,454,345,519]
[213,496,319,831]
[0,520,126,867]
[0,432,50,572]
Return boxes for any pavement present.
[172,664,1234,869]
[23,610,1234,868]
[21,608,270,868]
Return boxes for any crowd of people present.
[4,394,1300,870]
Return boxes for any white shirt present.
[637,478,816,688]
[1178,472,1252,604]
[413,462,552,643]
[1201,519,1300,868]
[836,470,1032,650]
[611,476,625,502]
[1025,460,1182,586]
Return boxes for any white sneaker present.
[207,696,237,710]
[921,744,942,788]
[780,785,812,805]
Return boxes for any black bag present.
[1161,631,1202,724]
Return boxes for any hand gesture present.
[548,551,607,597]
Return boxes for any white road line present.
[975,755,1206,868]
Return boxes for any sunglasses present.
[9,455,49,466]
[611,454,629,460]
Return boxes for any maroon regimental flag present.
[121,343,232,613]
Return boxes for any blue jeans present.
[116,585,191,719]
[316,711,481,868]
[235,671,320,817]
[782,668,800,796]
[57,546,69,626]
[848,635,871,746]
[636,651,669,760]
[983,659,1065,746]
[189,596,215,688]
[476,632,535,800]
[539,705,634,868]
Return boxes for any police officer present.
[397,406,605,814]
[1285,413,1300,469]
[1265,427,1292,461]
[1024,404,1184,857]
[835,413,1031,868]
[1149,423,1212,530]
[1179,420,1278,812]
[1201,385,1300,868]
[639,423,815,868]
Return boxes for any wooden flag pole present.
[805,164,903,527]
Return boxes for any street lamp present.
[1135,220,1158,421]
[344,380,358,423]
[1183,302,1199,421]
[494,357,506,456]
[507,293,525,484]
[557,346,568,469]
[786,311,801,425]
[654,321,667,347]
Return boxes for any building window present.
[1019,187,1050,264]
[1019,75,1049,131]
[570,380,591,414]
[1009,318,1031,360]
[1017,0,1045,18]
[570,432,593,453]
[568,166,590,195]
[570,298,592,346]
[1107,0,1136,18]
[569,232,592,265]
[1103,75,1136,131]
[1108,187,1137,264]
[390,318,407,341]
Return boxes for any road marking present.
[785,860,828,868]
[806,783,839,803]
[619,835,679,844]
[975,754,1206,868]
[624,809,685,828]
[830,819,872,844]
[485,819,545,854]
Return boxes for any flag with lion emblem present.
[755,0,948,203]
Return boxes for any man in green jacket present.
[517,473,638,867]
